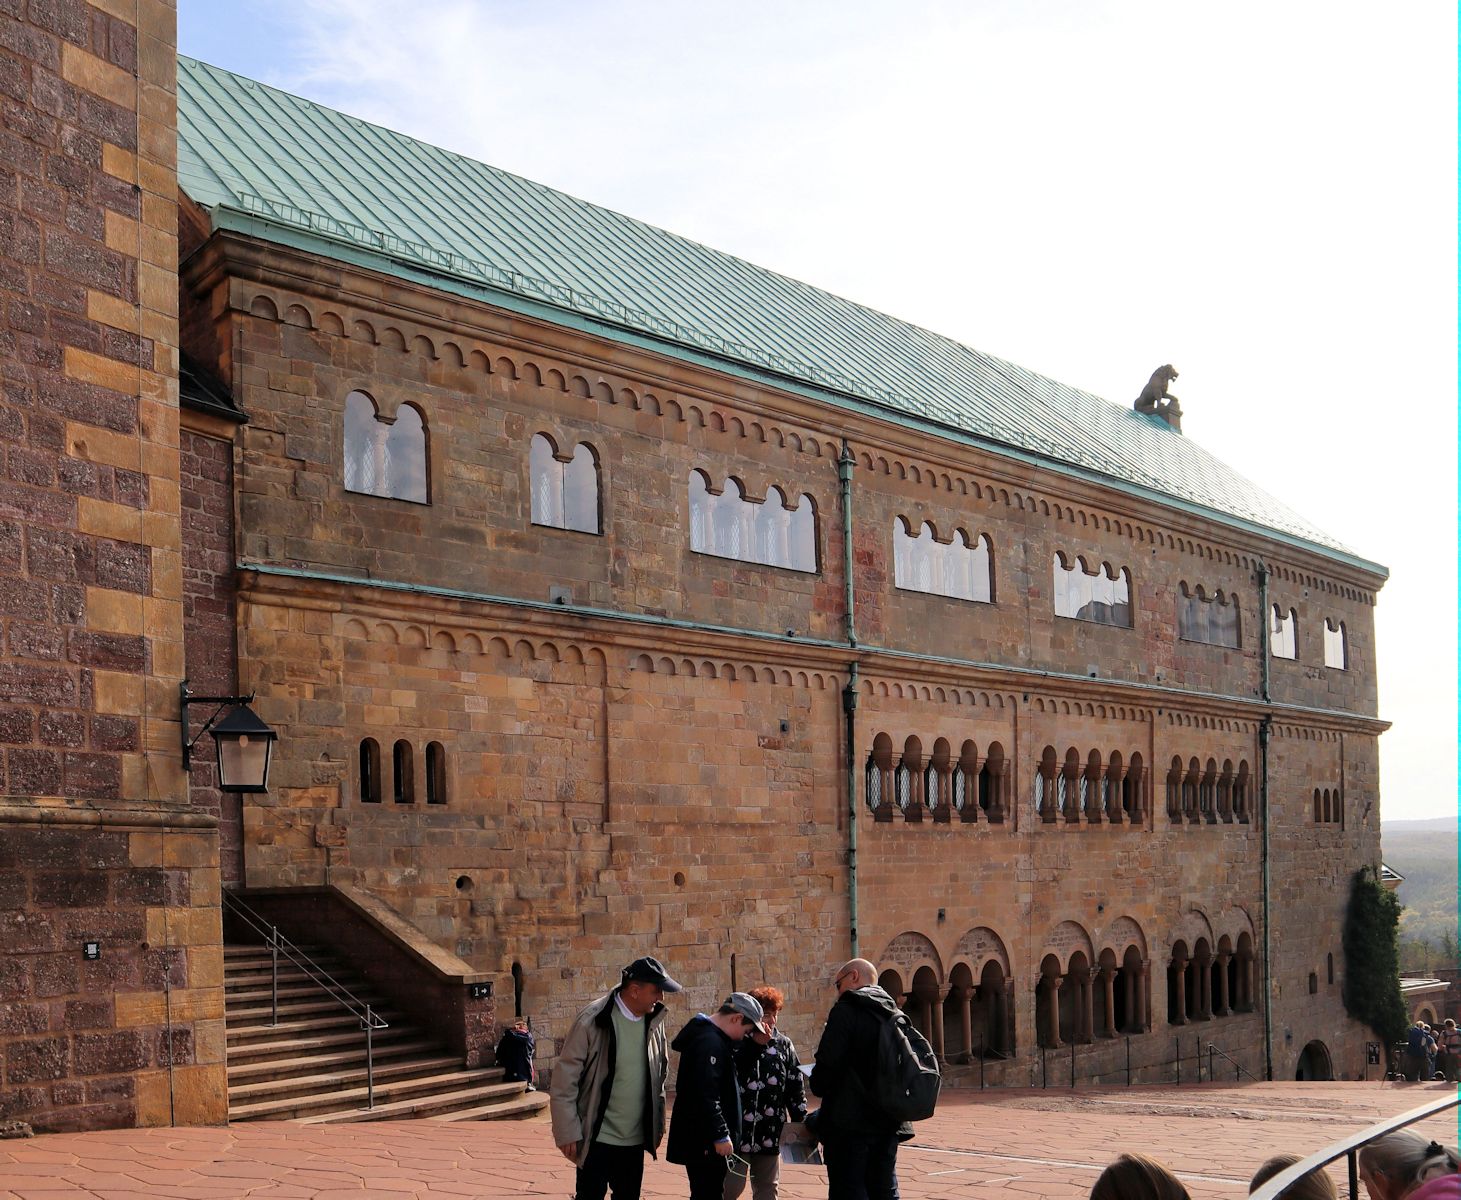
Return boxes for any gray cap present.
[723,991,767,1035]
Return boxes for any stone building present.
[2,5,1388,1131]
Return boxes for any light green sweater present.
[597,1003,647,1146]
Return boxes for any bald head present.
[834,959,877,991]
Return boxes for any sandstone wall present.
[181,216,1387,1085]
[0,0,226,1130]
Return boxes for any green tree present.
[1342,866,1408,1044]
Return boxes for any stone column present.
[1080,970,1095,1042]
[929,990,946,1060]
[1171,957,1188,1025]
[1215,953,1232,1016]
[957,986,973,1061]
[1045,975,1063,1048]
[1101,967,1118,1038]
[1197,955,1212,1020]
[1140,961,1151,1031]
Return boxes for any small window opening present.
[358,738,381,804]
[426,741,447,805]
[393,739,415,804]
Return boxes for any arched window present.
[1270,605,1298,659]
[1177,583,1241,648]
[392,739,415,804]
[1166,756,1183,823]
[896,737,922,822]
[358,738,381,804]
[1124,753,1144,823]
[343,391,428,503]
[689,471,816,572]
[425,741,447,805]
[1234,760,1251,823]
[1053,553,1131,627]
[1327,953,1335,985]
[530,433,600,533]
[1308,972,1319,995]
[866,733,894,821]
[1323,618,1347,670]
[892,519,993,603]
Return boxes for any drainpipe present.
[1257,560,1274,1080]
[839,441,860,957]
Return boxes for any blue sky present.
[173,0,1459,821]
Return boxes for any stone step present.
[234,1067,508,1121]
[224,1023,417,1058]
[228,1054,467,1103]
[224,943,330,958]
[227,1038,443,1082]
[226,997,389,1026]
[224,1005,394,1046]
[291,1079,531,1124]
[224,968,349,992]
[430,1091,550,1122]
[224,959,345,980]
[224,981,356,1004]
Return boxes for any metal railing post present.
[1175,1037,1181,1084]
[366,1006,375,1110]
[1209,1045,1214,1083]
[1126,1036,1131,1086]
[269,927,279,1026]
[1348,1150,1358,1200]
[1070,1039,1076,1088]
[1042,1048,1047,1088]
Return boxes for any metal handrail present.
[222,889,388,1109]
[1207,1041,1262,1083]
[1250,1090,1461,1200]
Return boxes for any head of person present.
[1446,1020,1456,1031]
[618,956,682,1017]
[831,958,877,996]
[715,992,767,1041]
[747,986,784,1042]
[1090,1152,1191,1200]
[511,1017,529,1033]
[1250,1154,1338,1200]
[1359,1133,1461,1200]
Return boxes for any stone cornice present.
[237,561,1390,737]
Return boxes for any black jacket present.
[666,1015,743,1164]
[809,985,913,1141]
[494,1026,535,1083]
[733,1029,808,1156]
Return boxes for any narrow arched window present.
[1270,605,1297,659]
[393,739,415,804]
[358,738,381,804]
[1327,953,1335,985]
[1323,618,1347,670]
[425,741,447,805]
[343,391,428,503]
[530,433,600,533]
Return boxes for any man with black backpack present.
[809,958,940,1199]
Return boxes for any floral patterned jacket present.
[732,1029,809,1156]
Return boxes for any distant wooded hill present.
[1382,817,1459,955]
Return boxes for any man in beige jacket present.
[550,956,681,1200]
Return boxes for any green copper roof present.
[175,56,1379,574]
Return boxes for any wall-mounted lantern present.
[180,680,278,793]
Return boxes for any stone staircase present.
[225,943,548,1123]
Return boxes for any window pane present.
[385,405,428,503]
[344,392,378,495]
[563,443,599,533]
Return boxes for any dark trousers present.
[823,1132,900,1200]
[575,1141,645,1200]
[684,1153,729,1200]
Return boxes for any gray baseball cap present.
[723,991,767,1034]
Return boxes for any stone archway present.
[1296,1040,1334,1081]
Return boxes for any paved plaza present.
[2,1081,1458,1199]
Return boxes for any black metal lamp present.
[180,681,278,793]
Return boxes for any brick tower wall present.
[0,0,226,1131]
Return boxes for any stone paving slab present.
[2,1081,1457,1199]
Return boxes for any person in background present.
[666,993,765,1200]
[725,985,809,1200]
[495,1017,536,1089]
[1358,1132,1461,1200]
[1089,1152,1191,1200]
[550,956,682,1200]
[1440,1020,1461,1082]
[1248,1153,1338,1199]
[1402,1021,1430,1082]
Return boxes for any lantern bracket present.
[180,679,258,770]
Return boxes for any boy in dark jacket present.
[810,958,912,1200]
[667,993,765,1200]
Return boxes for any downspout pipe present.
[1257,561,1274,1080]
[839,441,859,958]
